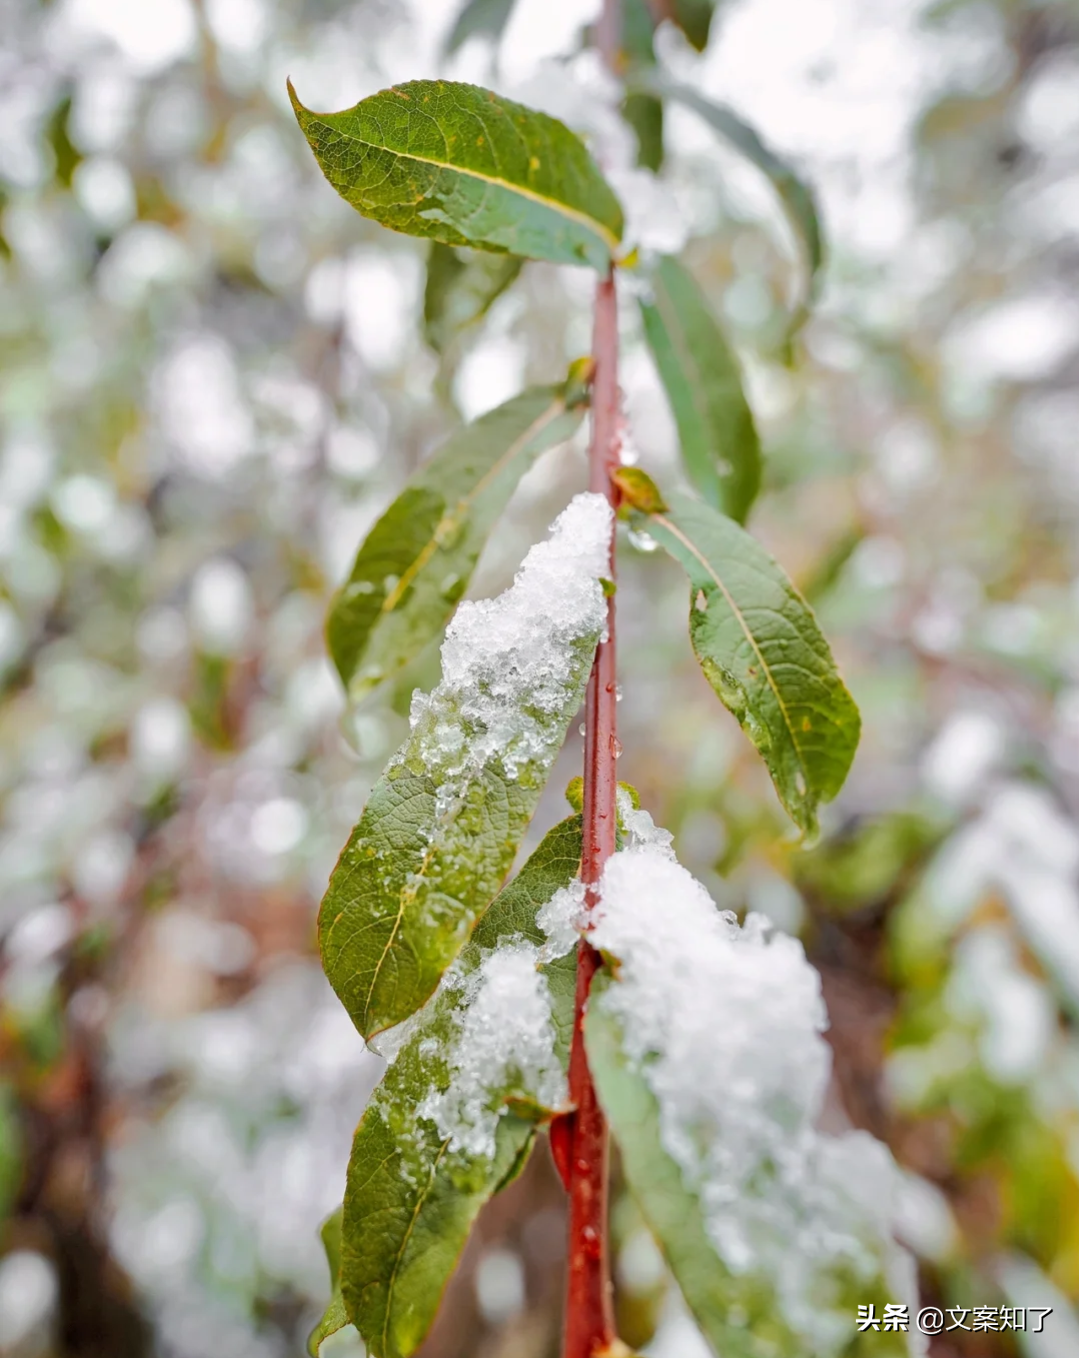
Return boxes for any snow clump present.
[406,491,612,789]
[590,816,917,1350]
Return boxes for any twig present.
[563,268,620,1358]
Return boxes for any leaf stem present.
[564,269,620,1358]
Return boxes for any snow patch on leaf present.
[536,878,587,955]
[590,834,915,1349]
[405,491,612,795]
[419,943,568,1158]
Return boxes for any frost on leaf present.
[587,817,919,1357]
[319,493,611,1039]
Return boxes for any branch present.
[563,270,620,1358]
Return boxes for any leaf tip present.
[286,77,310,126]
[564,775,585,813]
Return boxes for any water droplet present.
[382,573,400,593]
[615,684,624,703]
[695,589,708,613]
[579,723,587,737]
[626,526,659,554]
[794,771,807,797]
[610,736,623,759]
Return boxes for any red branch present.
[563,271,620,1358]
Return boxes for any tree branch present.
[563,269,620,1358]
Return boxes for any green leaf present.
[619,0,664,170]
[662,84,824,324]
[0,1082,22,1225]
[340,818,581,1358]
[622,93,664,173]
[320,495,609,1038]
[423,242,524,357]
[640,256,761,523]
[308,1207,351,1356]
[289,79,624,270]
[46,93,82,189]
[327,381,585,698]
[639,492,860,837]
[444,0,517,54]
[585,995,908,1358]
[622,0,716,57]
[670,0,718,51]
[343,1071,534,1358]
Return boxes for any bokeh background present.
[4,0,1079,1354]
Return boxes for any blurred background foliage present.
[3,0,1079,1355]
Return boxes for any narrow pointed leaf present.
[423,242,523,357]
[670,0,718,50]
[328,381,584,697]
[585,995,909,1358]
[663,84,823,321]
[444,0,517,54]
[640,492,860,837]
[619,0,664,170]
[340,819,581,1358]
[622,93,664,172]
[320,494,609,1038]
[640,255,761,522]
[308,1207,350,1356]
[290,79,624,270]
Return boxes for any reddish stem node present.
[563,270,620,1358]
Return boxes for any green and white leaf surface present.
[640,492,860,838]
[320,493,610,1039]
[290,79,624,270]
[339,817,583,1358]
[327,382,584,697]
[585,809,916,1357]
[640,255,761,522]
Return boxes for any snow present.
[536,878,587,957]
[376,493,616,1159]
[590,826,917,1351]
[406,492,612,795]
[418,944,567,1160]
